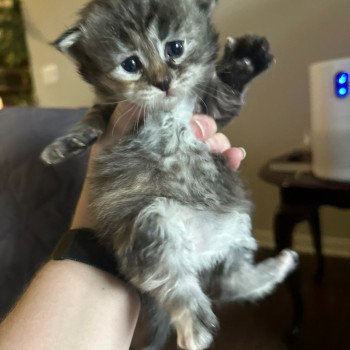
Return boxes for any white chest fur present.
[137,197,257,273]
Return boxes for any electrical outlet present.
[41,63,59,85]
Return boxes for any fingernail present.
[193,118,207,139]
[239,147,247,160]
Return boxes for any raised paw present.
[40,127,101,165]
[226,35,274,75]
[218,35,274,89]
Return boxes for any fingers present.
[205,133,231,154]
[205,135,246,171]
[101,109,246,171]
[223,147,246,171]
[191,114,246,171]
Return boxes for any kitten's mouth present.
[165,88,180,99]
[153,92,178,110]
[165,89,175,98]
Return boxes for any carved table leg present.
[274,205,304,343]
[308,208,324,284]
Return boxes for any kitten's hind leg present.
[121,199,218,350]
[219,249,298,303]
[139,296,171,350]
[41,103,116,164]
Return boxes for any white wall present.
[21,0,94,107]
[213,0,350,239]
[22,0,350,239]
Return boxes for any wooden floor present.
[164,251,350,350]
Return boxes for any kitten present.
[42,1,298,349]
[41,0,273,164]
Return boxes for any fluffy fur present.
[41,1,298,349]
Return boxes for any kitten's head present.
[54,0,218,110]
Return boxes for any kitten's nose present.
[154,77,171,92]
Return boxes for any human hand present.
[95,102,246,170]
[191,114,246,171]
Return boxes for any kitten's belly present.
[169,204,257,271]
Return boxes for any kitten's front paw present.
[226,35,274,75]
[40,128,101,165]
[218,35,274,87]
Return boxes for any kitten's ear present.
[52,26,82,54]
[196,0,218,15]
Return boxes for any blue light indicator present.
[335,71,349,98]
[337,87,348,97]
[337,73,348,85]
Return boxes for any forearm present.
[0,260,140,350]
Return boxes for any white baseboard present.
[255,229,350,258]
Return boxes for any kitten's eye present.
[165,41,184,59]
[121,56,142,73]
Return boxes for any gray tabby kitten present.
[42,0,298,349]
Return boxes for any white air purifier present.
[309,57,350,182]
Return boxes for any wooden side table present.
[259,149,350,341]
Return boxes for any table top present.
[259,149,350,191]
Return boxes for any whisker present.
[195,82,235,99]
[193,87,229,108]
[194,85,236,105]
[100,98,129,106]
[133,106,143,135]
[121,105,138,136]
[191,89,209,115]
[143,105,148,129]
[137,106,145,133]
[111,104,136,137]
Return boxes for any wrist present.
[52,228,123,278]
[70,177,94,229]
